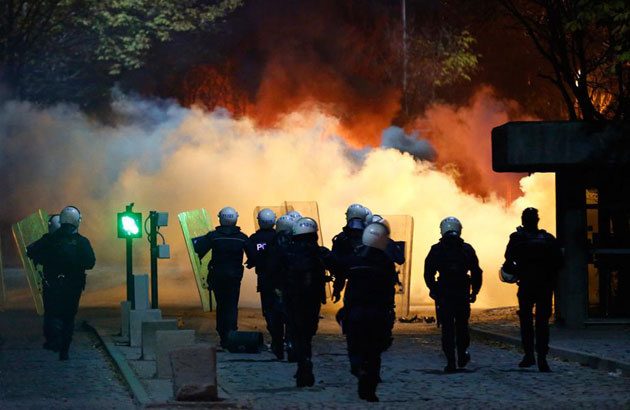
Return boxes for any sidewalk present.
[469,307,630,377]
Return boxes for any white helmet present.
[363,207,373,226]
[346,203,367,222]
[60,206,81,228]
[218,206,239,226]
[48,214,61,234]
[362,223,389,251]
[440,216,462,237]
[275,215,296,233]
[499,261,518,283]
[257,208,276,229]
[286,210,302,220]
[292,217,318,236]
[371,214,391,234]
[276,215,295,232]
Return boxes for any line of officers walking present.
[23,203,561,403]
[192,204,563,402]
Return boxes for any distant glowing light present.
[122,216,139,235]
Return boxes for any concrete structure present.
[171,344,218,401]
[120,301,131,340]
[156,330,195,379]
[134,274,150,310]
[141,319,178,360]
[130,309,162,347]
[493,121,630,327]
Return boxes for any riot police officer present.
[504,207,563,372]
[27,206,95,360]
[276,217,331,387]
[39,214,61,350]
[245,208,284,359]
[333,223,397,402]
[193,206,248,348]
[424,217,482,373]
[331,204,367,299]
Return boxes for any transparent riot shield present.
[0,236,6,307]
[252,205,289,231]
[284,201,324,246]
[178,208,215,312]
[383,215,414,318]
[12,209,49,315]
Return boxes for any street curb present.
[470,326,630,377]
[83,321,151,406]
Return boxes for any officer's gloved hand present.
[469,293,477,303]
[274,288,283,303]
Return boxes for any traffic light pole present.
[149,211,158,309]
[125,203,135,309]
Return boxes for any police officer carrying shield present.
[27,206,95,360]
[275,217,332,387]
[331,204,367,300]
[333,223,397,402]
[245,208,285,359]
[503,207,563,372]
[193,207,248,348]
[424,217,482,373]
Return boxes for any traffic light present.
[117,211,142,238]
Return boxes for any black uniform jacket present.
[504,227,563,290]
[193,225,248,279]
[244,228,276,290]
[424,236,482,298]
[27,224,95,288]
[334,246,397,309]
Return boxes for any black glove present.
[469,293,477,303]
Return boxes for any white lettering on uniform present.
[257,243,266,251]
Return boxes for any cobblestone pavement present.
[0,309,137,410]
[204,331,630,409]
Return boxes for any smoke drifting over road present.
[0,93,554,310]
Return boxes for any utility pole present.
[149,211,158,309]
[402,0,408,115]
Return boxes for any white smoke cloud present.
[0,95,555,310]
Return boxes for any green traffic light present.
[122,215,139,235]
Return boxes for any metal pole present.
[402,0,408,115]
[149,211,158,309]
[125,203,135,309]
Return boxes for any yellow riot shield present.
[285,201,324,246]
[383,215,414,318]
[0,236,6,308]
[12,209,49,315]
[178,208,215,312]
[252,205,289,231]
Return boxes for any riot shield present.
[252,205,289,231]
[178,208,215,312]
[0,236,6,307]
[12,209,49,315]
[383,215,414,318]
[284,201,324,246]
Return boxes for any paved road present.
[0,309,136,410]
[206,332,630,409]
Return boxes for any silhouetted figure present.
[504,207,563,372]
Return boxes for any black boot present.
[444,351,457,373]
[296,360,315,387]
[271,342,284,361]
[358,376,379,402]
[537,355,551,372]
[458,350,471,368]
[519,354,536,368]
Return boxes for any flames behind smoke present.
[0,91,555,310]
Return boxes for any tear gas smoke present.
[0,92,554,310]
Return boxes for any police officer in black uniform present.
[275,217,331,387]
[193,206,248,348]
[35,214,61,350]
[27,206,95,360]
[424,217,482,373]
[504,207,563,372]
[333,222,397,402]
[331,204,367,299]
[245,208,284,359]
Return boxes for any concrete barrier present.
[156,330,195,379]
[134,274,150,310]
[120,301,131,339]
[141,319,178,360]
[130,309,162,347]
[171,344,218,401]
